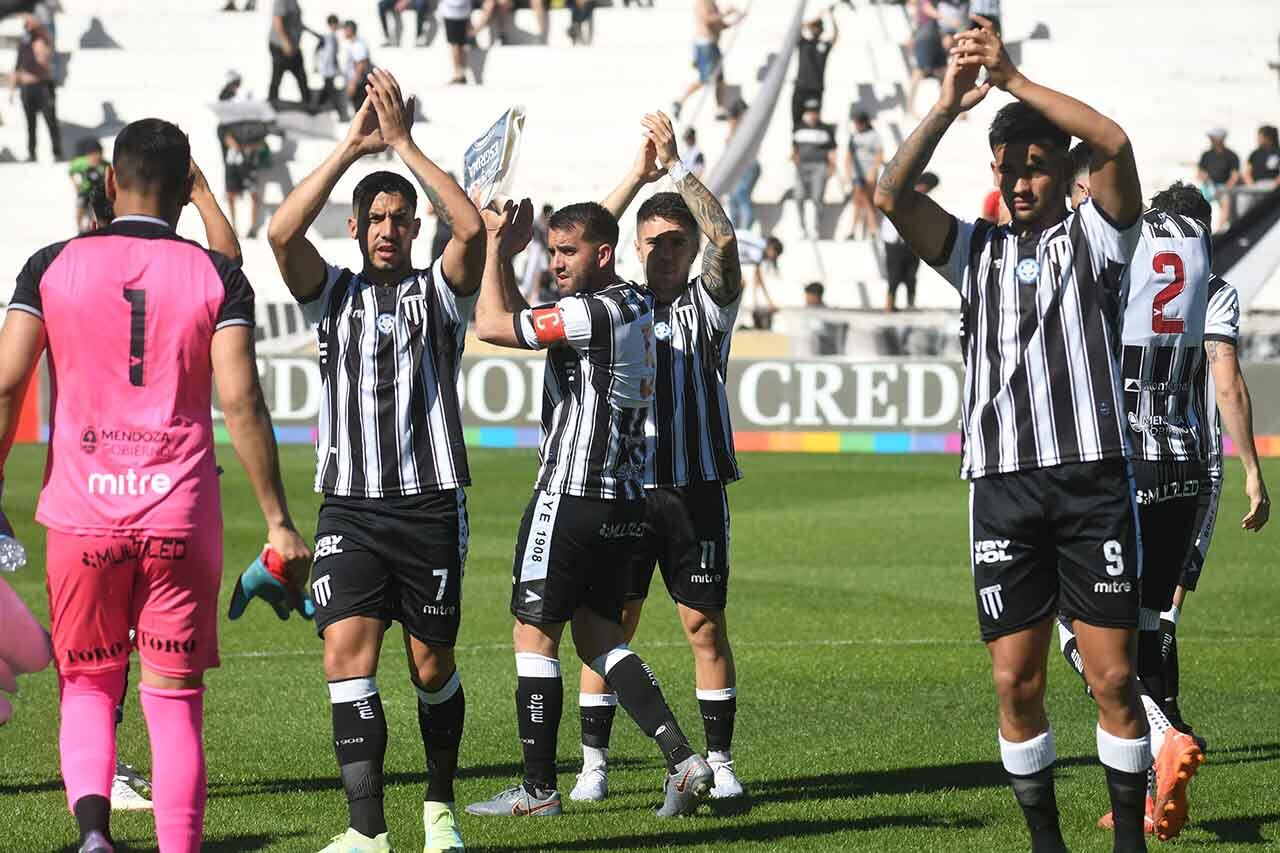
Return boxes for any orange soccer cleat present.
[1152,731,1205,841]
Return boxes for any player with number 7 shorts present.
[0,119,311,853]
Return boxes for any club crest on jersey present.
[654,321,673,341]
[376,313,395,334]
[1015,258,1040,285]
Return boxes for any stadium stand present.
[0,1,1277,323]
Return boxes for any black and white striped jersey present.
[514,280,655,500]
[1196,275,1241,482]
[299,257,475,497]
[646,278,741,487]
[1119,210,1213,463]
[933,199,1141,480]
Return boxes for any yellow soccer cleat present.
[423,801,464,852]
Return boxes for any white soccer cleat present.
[569,765,609,802]
[110,762,152,811]
[708,758,745,799]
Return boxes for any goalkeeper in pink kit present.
[0,118,311,853]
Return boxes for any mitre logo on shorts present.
[1093,580,1132,594]
[87,469,173,496]
[690,573,723,584]
[311,573,333,608]
[314,535,345,560]
[422,603,458,616]
[978,584,1004,620]
[973,539,1013,564]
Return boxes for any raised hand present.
[482,198,536,259]
[937,49,991,116]
[365,68,417,151]
[641,112,681,170]
[630,137,667,185]
[951,15,1020,91]
[188,157,212,203]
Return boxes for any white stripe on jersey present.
[1199,275,1241,481]
[1120,210,1212,463]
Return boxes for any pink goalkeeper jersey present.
[7,216,255,535]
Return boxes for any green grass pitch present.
[1,446,1277,852]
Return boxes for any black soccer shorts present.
[310,489,468,646]
[1179,478,1221,592]
[624,481,731,610]
[970,459,1140,642]
[1132,460,1204,610]
[510,490,646,626]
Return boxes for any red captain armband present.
[531,307,567,346]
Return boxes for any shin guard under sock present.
[329,677,388,838]
[416,670,465,804]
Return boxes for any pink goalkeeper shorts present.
[46,525,222,679]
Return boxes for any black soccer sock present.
[599,649,694,773]
[1000,729,1065,853]
[73,794,111,845]
[1160,618,1180,701]
[696,687,737,756]
[515,653,563,794]
[1106,766,1150,853]
[579,693,618,752]
[329,677,388,838]
[1136,612,1167,712]
[1007,771,1067,853]
[1056,616,1090,693]
[416,670,465,804]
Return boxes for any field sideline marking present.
[224,634,1279,660]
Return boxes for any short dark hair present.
[765,236,784,256]
[636,192,698,241]
[76,138,103,157]
[343,19,357,31]
[327,13,339,26]
[852,110,871,125]
[111,118,191,202]
[1068,140,1092,180]
[1261,125,1279,147]
[804,281,825,297]
[352,171,417,217]
[988,102,1069,152]
[1149,181,1212,228]
[548,202,619,247]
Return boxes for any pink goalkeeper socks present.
[140,684,206,853]
[59,669,125,810]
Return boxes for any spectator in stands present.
[681,127,706,179]
[568,0,596,46]
[791,99,836,239]
[223,128,271,238]
[844,110,883,240]
[674,0,745,121]
[747,235,782,329]
[269,0,312,107]
[970,0,1000,33]
[882,171,938,312]
[1198,127,1241,230]
[791,7,838,129]
[1245,125,1280,187]
[311,14,346,119]
[935,0,969,47]
[11,14,60,162]
[343,19,373,110]
[804,281,825,307]
[68,138,108,234]
[222,1,257,10]
[725,99,761,229]
[218,69,243,101]
[378,0,424,46]
[439,0,470,84]
[32,0,57,46]
[905,1,946,118]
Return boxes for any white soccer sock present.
[998,728,1056,776]
[582,745,608,772]
[1139,692,1172,761]
[1160,605,1181,625]
[708,749,732,765]
[1096,725,1151,774]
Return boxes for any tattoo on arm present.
[674,173,741,305]
[1205,341,1219,364]
[421,182,454,229]
[877,110,951,206]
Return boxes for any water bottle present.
[0,534,27,572]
